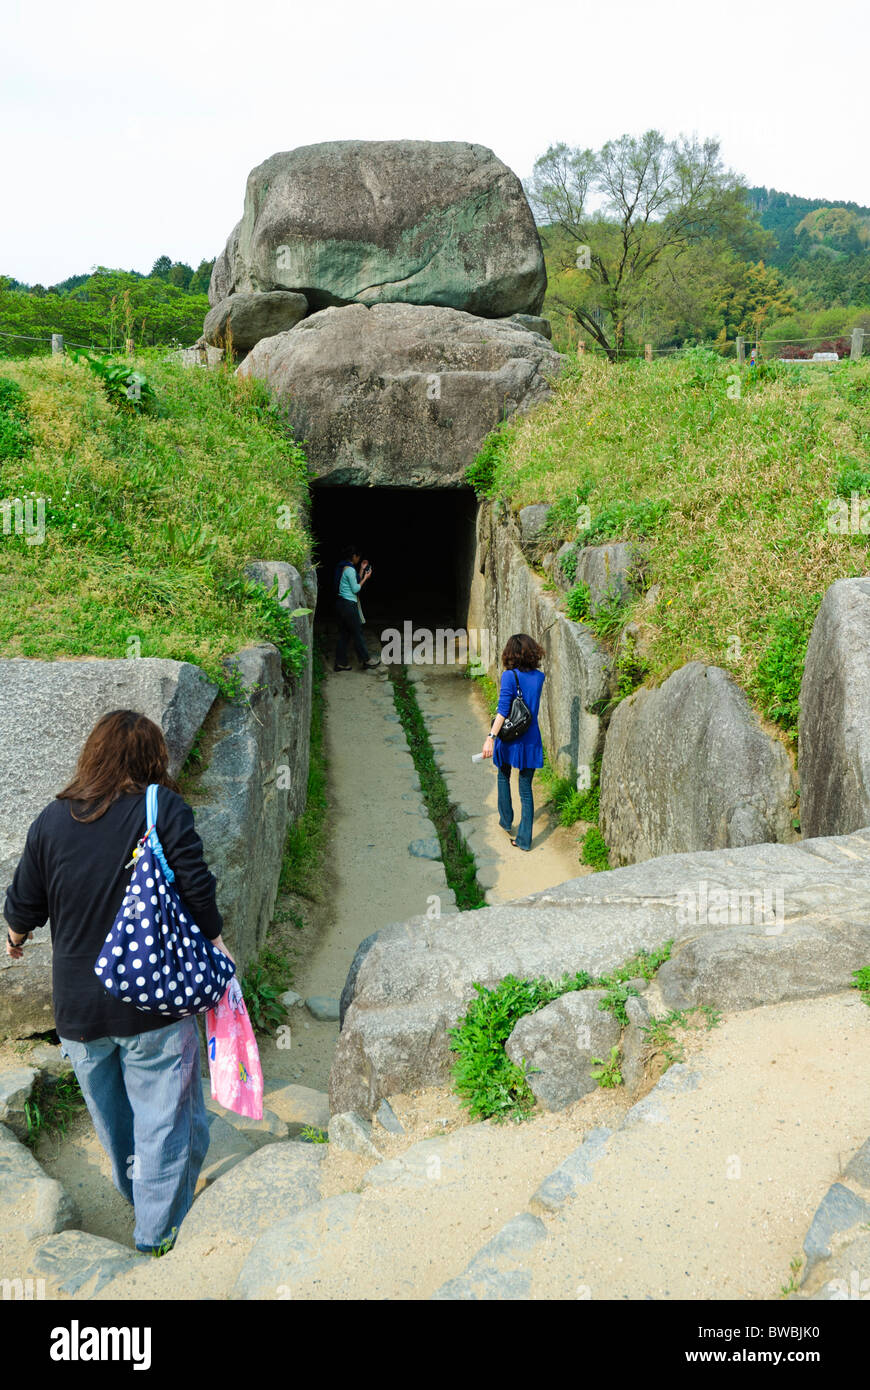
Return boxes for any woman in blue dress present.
[481,633,546,851]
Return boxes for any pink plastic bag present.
[206,977,264,1120]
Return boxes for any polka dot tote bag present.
[94,784,236,1019]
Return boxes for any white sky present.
[4,0,868,284]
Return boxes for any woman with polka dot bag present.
[3,710,237,1255]
[98,782,236,1018]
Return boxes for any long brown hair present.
[502,633,544,671]
[57,710,180,822]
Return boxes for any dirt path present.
[268,664,458,1092]
[411,664,589,902]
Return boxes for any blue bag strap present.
[145,784,175,884]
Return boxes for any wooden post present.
[736,335,745,365]
[576,339,586,358]
[851,327,864,361]
[51,334,64,355]
[125,338,134,357]
[644,343,653,363]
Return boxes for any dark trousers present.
[335,597,370,667]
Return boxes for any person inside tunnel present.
[334,542,381,671]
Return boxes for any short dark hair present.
[342,541,361,560]
[502,633,544,670]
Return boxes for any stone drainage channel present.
[275,659,586,1094]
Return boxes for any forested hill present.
[747,186,870,265]
[0,256,214,358]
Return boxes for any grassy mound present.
[472,351,870,742]
[0,353,311,689]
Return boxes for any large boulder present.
[575,542,637,613]
[799,578,870,839]
[0,658,217,893]
[599,662,798,865]
[0,1066,38,1139]
[192,566,315,969]
[226,140,546,317]
[238,303,563,487]
[175,1140,326,1252]
[209,221,243,305]
[0,1121,79,1240]
[329,828,870,1115]
[467,503,612,778]
[203,291,308,354]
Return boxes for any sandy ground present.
[18,991,866,1301]
[523,991,870,1301]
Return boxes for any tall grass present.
[0,353,311,686]
[473,353,870,741]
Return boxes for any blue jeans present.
[497,766,535,850]
[58,1016,209,1252]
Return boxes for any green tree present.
[712,260,795,345]
[188,258,215,295]
[527,131,767,358]
[168,261,193,289]
[150,255,172,280]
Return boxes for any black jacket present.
[3,787,223,1041]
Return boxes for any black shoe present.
[334,663,351,672]
[363,658,381,670]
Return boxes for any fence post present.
[644,343,653,363]
[51,334,64,355]
[125,338,134,357]
[851,327,864,361]
[576,339,586,358]
[736,335,745,365]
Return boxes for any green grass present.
[0,353,311,687]
[851,965,870,1007]
[279,643,329,900]
[470,353,870,742]
[540,753,601,827]
[240,946,293,1034]
[391,667,486,911]
[779,1255,804,1298]
[24,1072,86,1147]
[580,824,611,871]
[565,581,591,622]
[449,943,673,1121]
[589,1046,623,1088]
[0,375,33,460]
[641,1006,722,1068]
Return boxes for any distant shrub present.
[0,376,33,460]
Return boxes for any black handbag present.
[498,670,533,743]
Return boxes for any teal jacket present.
[338,564,361,601]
